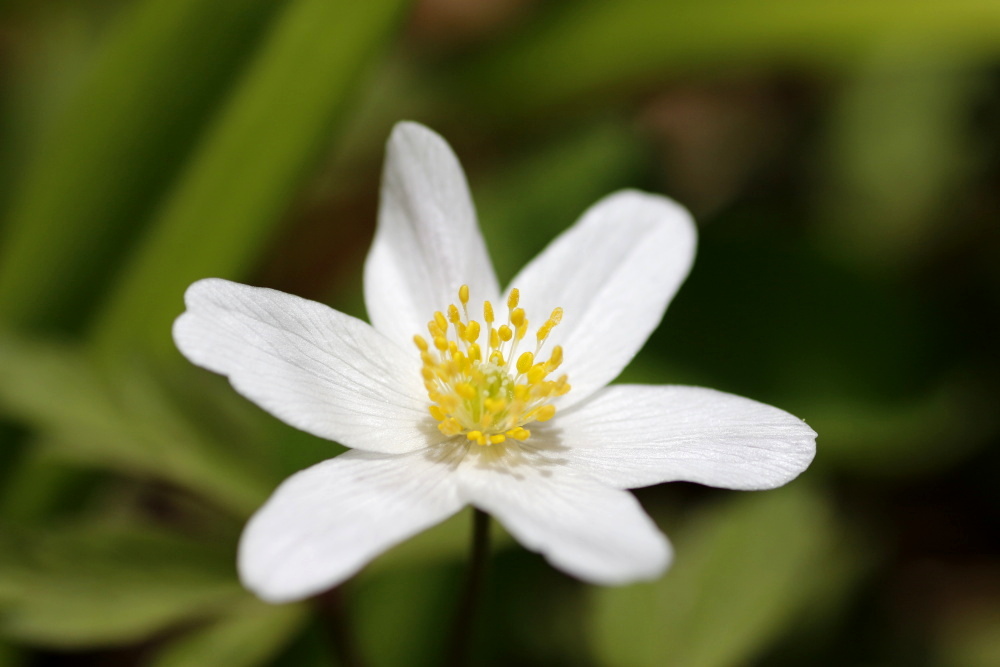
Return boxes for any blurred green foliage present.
[1,0,998,665]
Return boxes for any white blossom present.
[174,122,816,603]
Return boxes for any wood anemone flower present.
[173,122,816,604]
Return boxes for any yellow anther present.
[534,405,556,422]
[506,427,530,441]
[547,346,563,370]
[516,351,534,374]
[465,321,481,342]
[416,288,570,447]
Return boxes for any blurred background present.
[1,0,998,665]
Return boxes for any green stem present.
[447,508,491,667]
[317,586,364,667]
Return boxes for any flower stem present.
[316,586,364,667]
[447,508,491,667]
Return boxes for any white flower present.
[173,122,816,603]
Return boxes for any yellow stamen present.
[547,345,563,370]
[534,405,556,422]
[516,352,534,374]
[465,320,480,342]
[416,286,569,447]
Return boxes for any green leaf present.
[446,0,1000,117]
[591,484,842,667]
[0,0,287,333]
[91,0,408,360]
[151,599,308,667]
[0,332,274,517]
[0,522,243,648]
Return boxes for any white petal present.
[557,385,817,490]
[510,190,696,408]
[239,450,463,603]
[173,278,441,454]
[456,449,671,585]
[364,122,501,348]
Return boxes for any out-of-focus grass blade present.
[592,484,848,667]
[0,522,243,648]
[0,0,287,333]
[0,332,274,517]
[151,599,307,667]
[92,0,408,359]
[446,0,1000,117]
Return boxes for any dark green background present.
[1,1,998,665]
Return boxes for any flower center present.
[413,285,570,446]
